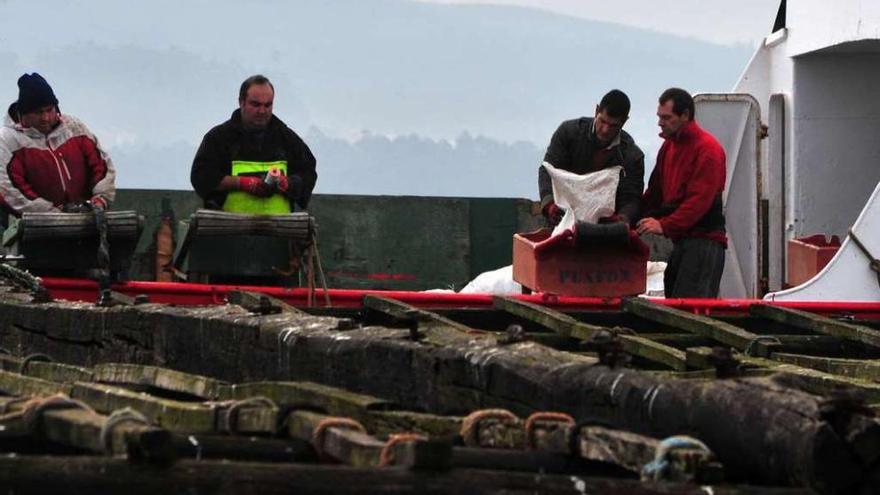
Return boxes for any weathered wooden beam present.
[750,304,880,349]
[93,363,229,400]
[72,382,216,433]
[222,381,391,420]
[362,295,478,334]
[369,410,462,438]
[286,410,449,469]
[223,380,467,438]
[0,369,72,397]
[0,455,807,495]
[24,361,94,383]
[0,396,173,461]
[769,353,880,382]
[645,333,847,354]
[638,333,716,348]
[73,381,280,436]
[685,347,880,401]
[624,298,779,357]
[227,290,309,316]
[493,296,687,371]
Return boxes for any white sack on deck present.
[644,261,667,298]
[459,265,521,295]
[543,162,621,237]
[453,262,665,297]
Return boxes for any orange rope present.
[378,432,426,467]
[459,408,519,447]
[312,417,366,458]
[524,412,574,450]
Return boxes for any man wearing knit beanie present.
[0,72,116,217]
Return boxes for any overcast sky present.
[413,0,778,46]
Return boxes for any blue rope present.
[641,435,711,481]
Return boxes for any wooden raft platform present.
[0,281,876,493]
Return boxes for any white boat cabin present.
[696,0,880,300]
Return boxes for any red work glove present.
[89,196,108,210]
[542,202,565,226]
[276,173,289,194]
[237,176,273,198]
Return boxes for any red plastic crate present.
[512,228,648,297]
[787,234,841,287]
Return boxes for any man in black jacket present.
[539,89,644,227]
[191,75,317,213]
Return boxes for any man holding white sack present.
[538,89,645,228]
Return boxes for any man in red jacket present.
[0,73,116,219]
[637,88,727,298]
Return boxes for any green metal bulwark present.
[112,189,541,290]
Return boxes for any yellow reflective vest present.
[222,160,291,214]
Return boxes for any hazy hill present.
[0,0,752,198]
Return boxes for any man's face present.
[593,107,627,144]
[19,104,60,135]
[657,100,689,137]
[239,83,274,130]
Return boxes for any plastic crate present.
[787,234,841,287]
[512,228,648,297]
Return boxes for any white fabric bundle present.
[543,161,621,237]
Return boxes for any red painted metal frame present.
[41,277,880,319]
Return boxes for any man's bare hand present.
[636,217,664,235]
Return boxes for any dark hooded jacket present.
[191,109,317,209]
[539,117,644,225]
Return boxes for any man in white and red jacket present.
[0,73,116,219]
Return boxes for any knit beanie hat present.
[16,73,58,115]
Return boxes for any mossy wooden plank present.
[362,295,476,334]
[0,396,173,459]
[287,410,449,469]
[227,290,309,316]
[93,363,228,400]
[492,296,583,337]
[624,298,777,357]
[369,410,462,437]
[685,347,880,401]
[40,408,173,460]
[287,410,391,468]
[494,296,686,371]
[750,304,880,349]
[71,382,216,433]
[217,404,279,435]
[25,362,94,383]
[0,370,72,397]
[770,353,880,382]
[223,381,392,420]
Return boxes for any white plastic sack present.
[643,261,667,298]
[543,162,621,237]
[459,265,521,295]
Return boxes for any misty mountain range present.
[0,0,752,198]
